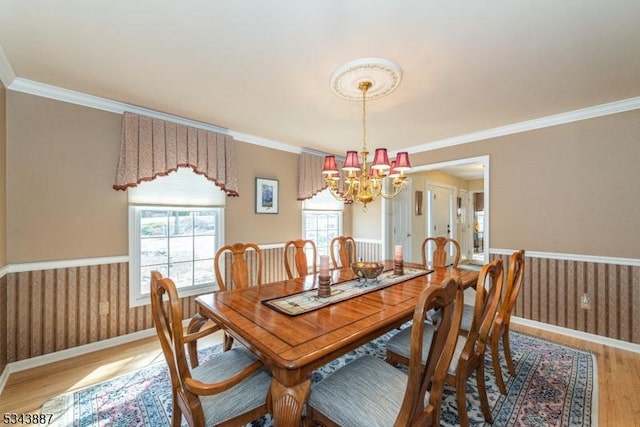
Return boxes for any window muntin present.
[302,189,344,260]
[130,206,221,306]
[303,211,342,259]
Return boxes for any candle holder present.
[318,274,331,298]
[394,259,404,276]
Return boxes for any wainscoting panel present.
[10,242,636,365]
[0,274,6,374]
[2,263,200,364]
[491,252,640,345]
[355,240,383,262]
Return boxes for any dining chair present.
[330,235,356,268]
[214,242,263,350]
[306,277,464,427]
[284,239,317,279]
[421,236,461,268]
[458,249,525,394]
[386,258,504,427]
[150,271,272,427]
[214,242,263,291]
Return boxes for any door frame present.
[390,178,413,262]
[383,155,490,264]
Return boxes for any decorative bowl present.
[351,261,385,280]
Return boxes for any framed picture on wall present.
[255,178,279,214]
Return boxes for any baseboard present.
[0,327,158,396]
[512,316,640,354]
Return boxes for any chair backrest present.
[463,258,504,357]
[421,237,461,268]
[330,236,356,268]
[284,239,317,279]
[395,277,463,426]
[214,243,263,291]
[150,271,205,425]
[496,250,525,328]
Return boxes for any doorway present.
[426,182,455,239]
[383,155,489,265]
[390,179,413,262]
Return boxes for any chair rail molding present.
[6,255,130,275]
[490,248,640,267]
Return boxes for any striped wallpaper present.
[491,252,640,344]
[1,242,638,369]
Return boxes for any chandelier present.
[322,78,412,210]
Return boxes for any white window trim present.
[128,205,224,307]
[301,209,344,261]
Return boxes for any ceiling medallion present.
[322,59,411,211]
[329,57,403,101]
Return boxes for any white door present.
[427,183,453,238]
[426,183,455,264]
[391,179,413,262]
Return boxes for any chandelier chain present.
[361,82,368,153]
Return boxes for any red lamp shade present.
[388,160,399,178]
[322,155,339,175]
[342,151,361,171]
[371,148,391,170]
[369,167,381,178]
[394,152,412,171]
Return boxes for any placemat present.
[262,267,430,316]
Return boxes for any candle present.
[394,245,403,260]
[319,255,330,276]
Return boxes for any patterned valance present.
[113,112,239,196]
[297,153,327,200]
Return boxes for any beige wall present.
[0,81,6,374]
[0,81,6,266]
[5,91,640,262]
[7,92,126,263]
[6,91,313,263]
[351,197,380,240]
[224,142,301,245]
[408,109,640,259]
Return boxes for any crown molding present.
[7,78,303,154]
[405,96,640,154]
[0,44,16,88]
[5,75,640,156]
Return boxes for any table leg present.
[270,378,311,426]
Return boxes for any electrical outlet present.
[99,301,109,315]
[580,293,591,310]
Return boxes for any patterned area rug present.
[42,329,597,426]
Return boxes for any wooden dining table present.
[195,261,479,426]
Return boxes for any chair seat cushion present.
[429,303,474,331]
[386,323,436,364]
[192,347,271,426]
[308,355,411,427]
[386,323,466,375]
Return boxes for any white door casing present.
[391,179,413,262]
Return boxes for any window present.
[128,168,225,306]
[302,189,344,259]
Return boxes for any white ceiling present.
[1,1,639,165]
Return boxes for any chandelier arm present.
[327,185,350,202]
[379,179,408,199]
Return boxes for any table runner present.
[262,267,430,315]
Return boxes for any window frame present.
[128,205,224,307]
[301,209,343,260]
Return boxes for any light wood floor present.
[1,326,639,426]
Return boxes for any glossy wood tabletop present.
[195,261,478,426]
